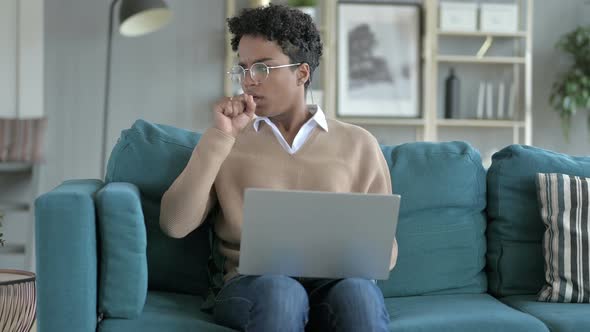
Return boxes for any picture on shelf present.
[337,2,421,118]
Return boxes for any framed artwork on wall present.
[337,1,422,118]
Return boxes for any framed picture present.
[337,1,422,118]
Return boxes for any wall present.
[41,0,224,192]
[42,0,589,193]
[530,0,590,156]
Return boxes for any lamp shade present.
[119,0,172,37]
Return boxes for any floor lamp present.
[101,0,172,177]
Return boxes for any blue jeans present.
[212,275,390,332]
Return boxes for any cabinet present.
[423,0,533,163]
[0,0,44,271]
[0,163,39,271]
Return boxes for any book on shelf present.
[497,82,506,119]
[485,83,494,119]
[476,82,485,119]
[508,82,517,120]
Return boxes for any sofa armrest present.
[95,182,147,319]
[35,179,104,332]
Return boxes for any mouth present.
[250,95,263,103]
[247,93,264,103]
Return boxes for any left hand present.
[389,237,398,271]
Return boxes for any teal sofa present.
[35,119,590,332]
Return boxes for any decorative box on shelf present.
[439,1,478,32]
[480,4,519,33]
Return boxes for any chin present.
[254,106,271,117]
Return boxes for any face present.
[236,35,309,117]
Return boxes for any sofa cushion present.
[536,173,590,303]
[378,142,487,297]
[96,182,148,319]
[105,119,212,296]
[386,293,548,332]
[502,295,590,332]
[98,291,234,332]
[35,179,104,332]
[486,145,590,297]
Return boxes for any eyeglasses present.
[227,62,301,84]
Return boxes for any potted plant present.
[288,0,317,21]
[549,25,590,141]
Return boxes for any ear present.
[296,63,311,86]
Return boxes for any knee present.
[253,275,309,314]
[327,278,385,308]
[319,278,389,332]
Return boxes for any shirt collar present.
[253,104,329,132]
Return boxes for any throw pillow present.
[536,173,590,303]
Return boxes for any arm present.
[159,128,235,238]
[160,94,255,238]
[364,138,398,271]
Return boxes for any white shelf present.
[437,55,526,64]
[0,202,30,212]
[0,244,26,255]
[0,162,33,172]
[338,117,425,126]
[437,119,526,128]
[437,30,527,38]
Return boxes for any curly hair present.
[227,4,323,89]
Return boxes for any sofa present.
[35,119,590,332]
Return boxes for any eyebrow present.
[237,57,274,67]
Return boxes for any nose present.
[242,70,258,88]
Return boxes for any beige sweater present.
[160,118,395,281]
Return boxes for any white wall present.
[529,0,590,156]
[41,0,224,192]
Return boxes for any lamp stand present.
[101,0,120,179]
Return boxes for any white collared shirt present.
[253,105,329,155]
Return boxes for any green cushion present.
[96,183,147,319]
[486,145,590,297]
[502,295,590,332]
[105,119,212,296]
[98,291,234,332]
[378,142,487,297]
[386,294,548,332]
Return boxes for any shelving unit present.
[425,0,533,147]
[317,0,533,149]
[223,0,533,155]
[0,0,44,272]
[0,163,40,271]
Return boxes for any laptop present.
[238,188,400,280]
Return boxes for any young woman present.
[160,4,397,332]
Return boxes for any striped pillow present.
[536,173,590,303]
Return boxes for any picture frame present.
[337,1,422,118]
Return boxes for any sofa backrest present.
[378,141,488,297]
[486,144,590,297]
[105,119,211,296]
